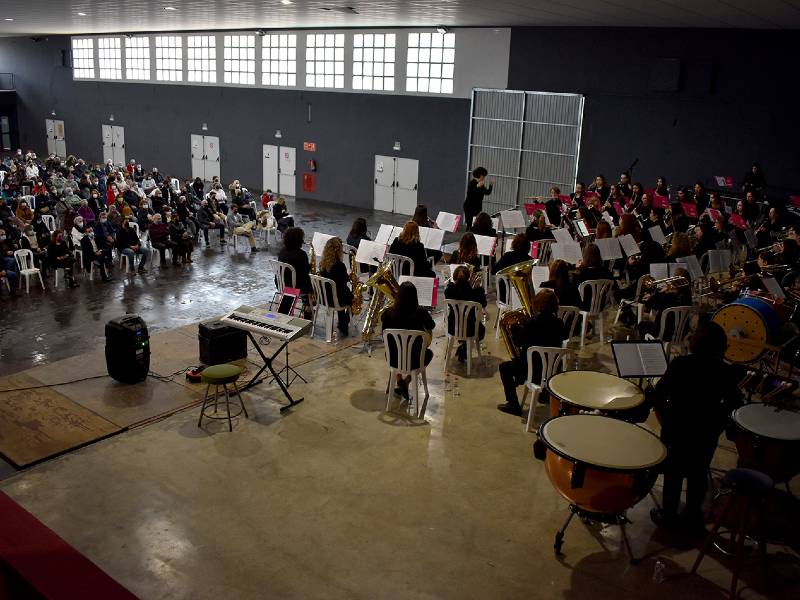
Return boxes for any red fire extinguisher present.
[308,159,317,172]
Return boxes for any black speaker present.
[198,320,247,365]
[105,315,150,383]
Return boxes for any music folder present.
[611,340,668,378]
[398,276,439,307]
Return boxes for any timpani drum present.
[538,415,666,515]
[712,296,783,363]
[732,403,800,484]
[548,371,644,419]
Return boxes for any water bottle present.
[652,558,666,584]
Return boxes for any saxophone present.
[497,260,537,359]
[349,251,367,315]
[308,245,317,305]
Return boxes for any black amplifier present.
[198,320,247,365]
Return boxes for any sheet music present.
[355,240,387,266]
[649,263,669,280]
[668,262,691,279]
[311,231,334,257]
[499,209,526,230]
[552,228,574,244]
[676,255,703,280]
[491,217,500,230]
[474,234,497,257]
[618,234,640,256]
[418,226,445,251]
[613,342,668,378]
[648,225,666,245]
[375,224,400,245]
[762,277,786,300]
[552,241,582,265]
[532,266,550,291]
[708,249,732,274]
[398,276,439,307]
[596,238,623,261]
[435,211,461,233]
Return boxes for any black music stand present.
[239,332,303,412]
[269,343,307,388]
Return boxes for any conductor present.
[464,167,494,231]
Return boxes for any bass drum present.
[712,296,783,363]
[538,415,666,515]
[732,403,800,484]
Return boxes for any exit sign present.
[303,141,316,152]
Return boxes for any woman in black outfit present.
[540,259,581,308]
[319,237,353,337]
[544,186,563,228]
[381,282,436,399]
[48,230,78,288]
[449,232,482,269]
[444,265,488,362]
[412,204,442,264]
[573,243,612,311]
[169,212,194,264]
[278,227,313,316]
[388,221,435,277]
[471,212,497,238]
[272,197,295,232]
[492,233,530,274]
[346,217,370,249]
[464,167,493,231]
[742,162,766,196]
[525,212,555,243]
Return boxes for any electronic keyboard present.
[221,306,311,342]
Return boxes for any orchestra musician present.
[570,182,587,207]
[464,167,494,232]
[412,204,443,264]
[594,220,612,240]
[650,322,742,531]
[692,181,709,214]
[319,237,353,338]
[278,227,313,318]
[471,212,497,238]
[617,171,633,198]
[540,259,581,307]
[655,176,669,198]
[449,232,482,269]
[525,211,555,243]
[492,233,531,274]
[573,243,613,310]
[497,289,567,416]
[445,265,488,363]
[389,221,436,277]
[636,268,692,340]
[588,174,610,202]
[381,282,435,400]
[628,182,644,212]
[545,186,563,227]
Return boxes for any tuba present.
[349,251,367,315]
[361,260,401,344]
[497,260,537,359]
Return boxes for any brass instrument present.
[639,274,691,296]
[349,251,367,315]
[309,245,317,274]
[497,260,537,359]
[361,260,401,346]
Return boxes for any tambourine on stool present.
[534,414,666,562]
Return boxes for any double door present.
[101,124,126,166]
[191,134,221,182]
[262,144,296,197]
[374,156,419,215]
[45,119,66,157]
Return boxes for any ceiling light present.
[281,0,293,4]
[4,18,14,22]
[164,6,177,11]
[436,26,449,34]
[77,12,87,16]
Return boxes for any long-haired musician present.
[445,265,488,363]
[389,221,435,277]
[319,237,353,337]
[497,289,567,416]
[381,282,435,399]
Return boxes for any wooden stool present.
[691,468,773,599]
[197,364,248,432]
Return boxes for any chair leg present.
[599,315,605,343]
[579,313,588,347]
[232,381,248,419]
[198,384,211,427]
[730,498,751,600]
[385,370,393,412]
[692,494,734,574]
[223,384,233,432]
[466,341,472,376]
[444,337,453,371]
[526,388,541,433]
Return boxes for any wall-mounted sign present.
[303,141,316,152]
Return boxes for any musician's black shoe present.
[497,403,522,416]
[649,508,678,529]
[456,343,466,362]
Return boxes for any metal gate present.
[466,88,584,215]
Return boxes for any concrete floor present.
[1,199,798,599]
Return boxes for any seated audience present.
[168,212,194,264]
[226,205,259,253]
[272,197,294,232]
[116,218,151,274]
[79,224,111,281]
[48,229,79,288]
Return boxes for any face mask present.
[100,218,107,223]
[88,232,94,238]
[0,235,6,242]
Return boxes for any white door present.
[111,125,125,166]
[204,135,220,182]
[374,155,395,212]
[53,120,66,157]
[101,124,114,164]
[190,134,204,180]
[394,158,419,216]
[279,146,296,197]
[45,119,56,155]
[262,144,278,193]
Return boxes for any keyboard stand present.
[269,344,308,389]
[238,331,304,412]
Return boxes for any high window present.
[406,32,455,94]
[125,36,150,81]
[262,34,297,87]
[224,35,256,85]
[155,35,183,82]
[187,35,216,83]
[353,33,395,92]
[305,33,344,89]
[72,38,95,79]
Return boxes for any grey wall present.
[0,35,471,214]
[508,27,800,196]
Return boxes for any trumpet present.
[638,274,691,300]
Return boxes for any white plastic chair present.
[655,305,694,360]
[258,200,279,247]
[521,345,572,433]
[41,214,55,233]
[119,251,138,273]
[269,259,299,310]
[73,246,83,276]
[557,305,581,348]
[13,249,45,293]
[613,276,646,326]
[493,273,516,339]
[53,268,65,289]
[309,274,349,342]
[382,328,430,416]
[577,279,614,347]
[385,253,414,279]
[443,298,483,376]
[229,222,252,252]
